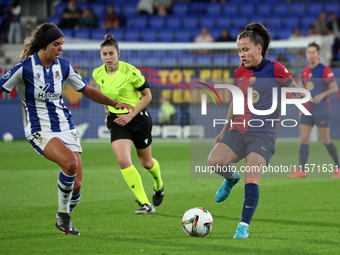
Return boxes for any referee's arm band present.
[137,80,150,91]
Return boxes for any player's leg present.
[208,131,242,203]
[137,145,164,207]
[70,152,82,214]
[317,125,340,178]
[112,139,153,214]
[43,137,79,234]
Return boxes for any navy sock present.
[326,142,340,166]
[240,183,259,225]
[299,144,309,171]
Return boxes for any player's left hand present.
[313,94,323,105]
[115,102,134,111]
[114,114,133,126]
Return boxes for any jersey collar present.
[33,52,59,67]
[245,58,265,71]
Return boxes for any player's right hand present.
[214,132,224,146]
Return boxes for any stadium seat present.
[55,2,68,17]
[166,16,181,29]
[325,2,339,13]
[88,3,105,18]
[159,30,174,42]
[267,17,282,30]
[125,30,140,42]
[301,16,316,29]
[229,28,239,38]
[273,2,288,16]
[249,16,265,26]
[234,17,249,29]
[144,56,161,66]
[230,54,240,65]
[189,2,207,15]
[149,16,166,30]
[200,16,215,30]
[213,55,229,66]
[48,16,60,25]
[307,2,323,15]
[209,28,220,39]
[74,29,90,39]
[197,55,212,66]
[128,56,143,66]
[121,4,137,17]
[107,29,124,41]
[178,56,194,65]
[142,30,158,42]
[127,16,148,29]
[182,16,199,29]
[256,4,272,16]
[216,16,232,28]
[61,28,73,39]
[284,16,300,29]
[290,2,306,16]
[172,2,189,16]
[176,30,191,42]
[239,3,255,16]
[276,29,292,40]
[206,3,222,16]
[224,3,238,16]
[162,56,178,66]
[91,29,106,41]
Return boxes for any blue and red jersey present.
[302,63,335,115]
[230,59,293,141]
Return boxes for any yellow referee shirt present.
[92,61,146,114]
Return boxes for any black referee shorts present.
[106,109,153,149]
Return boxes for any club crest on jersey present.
[249,77,256,84]
[2,70,11,79]
[308,73,313,78]
[306,81,314,90]
[118,88,127,96]
[55,71,60,79]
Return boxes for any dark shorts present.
[300,114,330,127]
[218,129,276,165]
[107,109,153,149]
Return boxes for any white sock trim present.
[239,222,249,227]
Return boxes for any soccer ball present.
[3,132,13,142]
[182,207,213,237]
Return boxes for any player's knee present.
[207,156,222,168]
[321,137,331,145]
[63,155,78,174]
[117,157,131,169]
[141,159,153,170]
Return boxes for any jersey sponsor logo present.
[249,77,256,84]
[252,90,260,103]
[118,88,127,96]
[37,83,61,99]
[306,81,314,91]
[1,70,11,79]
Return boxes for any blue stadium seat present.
[224,3,238,16]
[128,57,143,66]
[290,2,306,16]
[178,56,194,66]
[209,28,221,40]
[162,56,178,66]
[213,55,229,66]
[107,29,124,41]
[125,30,140,42]
[206,3,222,16]
[121,4,137,17]
[55,3,68,17]
[307,2,323,15]
[127,16,148,29]
[239,3,255,16]
[325,2,339,14]
[48,16,60,25]
[200,16,215,30]
[301,16,316,29]
[74,29,90,39]
[197,55,212,66]
[229,28,239,39]
[88,3,105,18]
[256,4,272,16]
[172,2,189,16]
[284,16,300,29]
[216,16,232,28]
[273,2,288,16]
[230,55,240,65]
[149,16,166,30]
[276,29,292,40]
[189,2,207,15]
[159,30,174,42]
[91,29,106,41]
[142,30,158,42]
[60,28,73,38]
[182,16,199,29]
[145,57,161,66]
[167,16,181,29]
[249,16,265,26]
[267,17,282,30]
[234,17,249,29]
[176,30,192,42]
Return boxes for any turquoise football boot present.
[233,223,249,239]
[215,171,241,203]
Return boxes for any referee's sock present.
[121,165,150,205]
[145,158,163,191]
[299,144,309,171]
[240,183,259,225]
[325,142,340,166]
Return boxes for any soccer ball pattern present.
[182,207,213,237]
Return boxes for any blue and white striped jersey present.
[0,53,87,137]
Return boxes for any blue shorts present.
[300,114,330,127]
[218,130,276,165]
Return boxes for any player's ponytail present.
[100,34,119,52]
[238,23,270,59]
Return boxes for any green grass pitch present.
[0,139,340,254]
